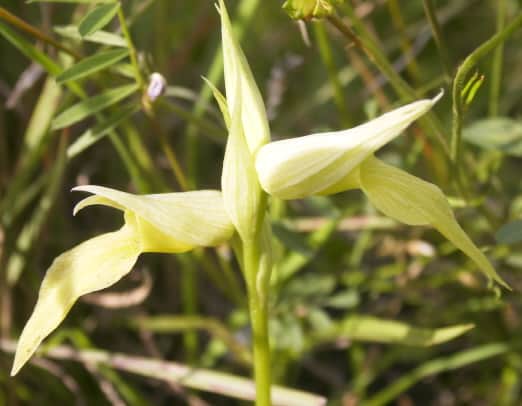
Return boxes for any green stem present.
[313,21,352,127]
[244,240,272,406]
[422,0,452,80]
[387,0,421,83]
[489,0,507,116]
[451,12,522,166]
[0,7,81,59]
[117,4,144,88]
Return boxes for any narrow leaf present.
[67,104,139,158]
[28,0,116,3]
[327,316,474,347]
[0,21,60,76]
[78,3,120,37]
[364,343,510,406]
[52,83,139,130]
[54,25,127,47]
[57,49,129,84]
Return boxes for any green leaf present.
[28,0,115,3]
[67,104,139,158]
[78,2,120,37]
[463,118,522,156]
[0,21,61,76]
[52,83,139,130]
[324,316,474,347]
[364,343,510,406]
[495,220,522,245]
[57,49,129,84]
[54,25,127,47]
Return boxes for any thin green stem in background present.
[313,21,352,127]
[422,0,452,80]
[450,12,522,167]
[387,0,421,83]
[488,0,507,116]
[329,6,451,165]
[116,4,144,88]
[0,7,81,59]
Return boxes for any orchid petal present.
[73,186,235,248]
[11,219,141,376]
[358,156,509,288]
[219,0,270,153]
[255,93,442,199]
[221,78,263,240]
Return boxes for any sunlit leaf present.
[28,0,115,3]
[52,83,139,130]
[320,316,474,347]
[67,104,139,158]
[56,49,129,84]
[54,25,127,47]
[78,2,120,37]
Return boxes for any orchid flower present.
[11,186,234,376]
[254,96,508,288]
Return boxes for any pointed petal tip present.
[432,89,444,104]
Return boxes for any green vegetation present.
[1,0,522,404]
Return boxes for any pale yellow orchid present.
[11,186,234,376]
[254,96,508,288]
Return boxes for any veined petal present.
[255,93,442,199]
[219,0,270,153]
[73,186,235,249]
[221,78,263,241]
[11,220,141,376]
[358,156,509,288]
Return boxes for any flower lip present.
[72,185,235,247]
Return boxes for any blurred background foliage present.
[1,0,522,404]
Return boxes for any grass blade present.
[67,104,140,158]
[362,343,510,406]
[316,316,474,347]
[56,49,129,84]
[52,83,139,130]
[54,25,126,47]
[78,3,120,37]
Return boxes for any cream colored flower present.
[254,95,508,288]
[11,187,234,376]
